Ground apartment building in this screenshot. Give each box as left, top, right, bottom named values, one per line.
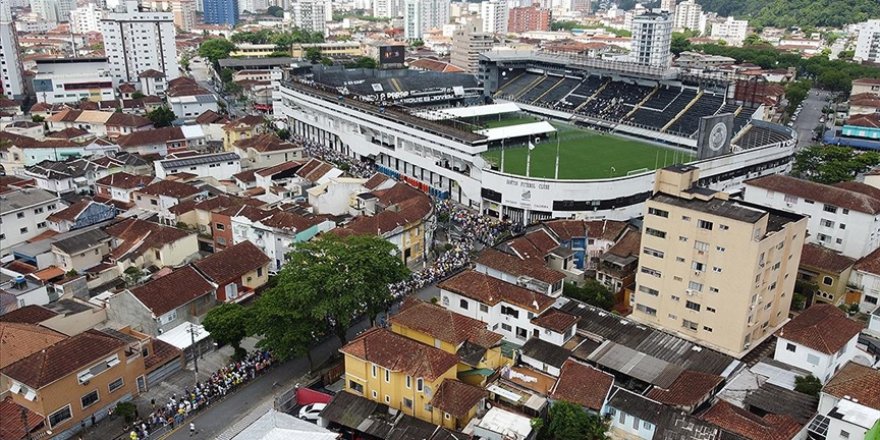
left=855, top=19, right=880, bottom=64
left=0, top=188, right=63, bottom=259
left=710, top=16, right=748, bottom=46
left=480, top=0, right=508, bottom=34
left=404, top=0, right=450, bottom=40
left=33, top=58, right=117, bottom=105
left=70, top=3, right=105, bottom=34
left=292, top=0, right=328, bottom=35
left=203, top=0, right=238, bottom=24
left=507, top=5, right=551, bottom=33
left=0, top=2, right=26, bottom=101
left=101, top=1, right=180, bottom=83
left=743, top=174, right=880, bottom=259
left=631, top=166, right=807, bottom=358
left=450, top=17, right=494, bottom=73
left=630, top=11, right=673, bottom=67
left=672, top=0, right=705, bottom=33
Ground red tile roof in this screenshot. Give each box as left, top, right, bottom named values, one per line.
left=339, top=328, right=458, bottom=381
left=430, top=380, right=487, bottom=418
left=136, top=179, right=201, bottom=199
left=0, top=305, right=59, bottom=324
left=0, top=322, right=67, bottom=369
left=550, top=359, right=615, bottom=411
left=776, top=303, right=863, bottom=354
left=701, top=400, right=802, bottom=440
left=258, top=210, right=329, bottom=231
left=235, top=133, right=301, bottom=153
left=233, top=168, right=263, bottom=183
left=106, top=112, right=152, bottom=128
left=104, top=218, right=193, bottom=262
left=530, top=308, right=578, bottom=333
left=194, top=109, right=230, bottom=125
left=475, top=248, right=565, bottom=285
left=855, top=246, right=880, bottom=275
left=295, top=158, right=335, bottom=182
left=799, top=243, right=856, bottom=274
left=745, top=174, right=880, bottom=215
left=335, top=183, right=433, bottom=237
left=438, top=270, right=556, bottom=313
left=255, top=161, right=302, bottom=178
left=390, top=300, right=503, bottom=348
left=645, top=370, right=723, bottom=407
left=0, top=397, right=44, bottom=439
left=506, top=229, right=560, bottom=261
left=129, top=266, right=213, bottom=316
left=139, top=69, right=166, bottom=79
left=823, top=362, right=880, bottom=410
left=45, top=200, right=95, bottom=223
left=363, top=173, right=391, bottom=190
left=193, top=241, right=269, bottom=285
left=1, top=329, right=126, bottom=389
left=117, top=127, right=186, bottom=148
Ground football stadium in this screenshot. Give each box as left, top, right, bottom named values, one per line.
left=273, top=52, right=796, bottom=223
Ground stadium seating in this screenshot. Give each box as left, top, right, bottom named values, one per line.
left=734, top=105, right=759, bottom=133
left=538, top=77, right=581, bottom=105
left=519, top=75, right=562, bottom=103
left=736, top=126, right=790, bottom=147
left=579, top=82, right=653, bottom=120
left=666, top=93, right=726, bottom=136
left=556, top=76, right=605, bottom=110
left=497, top=72, right=543, bottom=97
left=626, top=88, right=697, bottom=130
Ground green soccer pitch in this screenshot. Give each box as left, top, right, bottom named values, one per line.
left=481, top=122, right=696, bottom=180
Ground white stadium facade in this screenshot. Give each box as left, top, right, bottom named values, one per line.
left=273, top=51, right=796, bottom=224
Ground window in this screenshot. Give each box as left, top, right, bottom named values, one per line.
left=48, top=405, right=72, bottom=428
left=841, top=430, right=850, bottom=439
left=416, top=378, right=424, bottom=392
left=151, top=199, right=158, bottom=206
left=688, top=281, right=703, bottom=292
left=716, top=246, right=726, bottom=252
left=37, top=222, right=46, bottom=229
left=676, top=256, right=685, bottom=262
left=840, top=224, right=846, bottom=230
left=707, top=307, right=716, bottom=313
left=442, top=296, right=449, bottom=306
left=19, top=227, right=27, bottom=234
left=697, top=220, right=713, bottom=230
left=349, top=380, right=364, bottom=394
left=703, top=326, right=713, bottom=332
left=843, top=209, right=849, bottom=214
left=500, top=305, right=519, bottom=318
left=823, top=204, right=837, bottom=213
left=719, top=224, right=729, bottom=230
left=643, top=247, right=664, bottom=258
left=640, top=267, right=662, bottom=278
left=479, top=304, right=488, bottom=312
left=709, top=287, right=719, bottom=293
left=685, top=301, right=701, bottom=312
left=645, top=228, right=666, bottom=238
left=821, top=219, right=835, bottom=228
left=215, top=223, right=225, bottom=230
left=692, top=262, right=705, bottom=272
left=372, top=390, right=378, bottom=398
left=459, top=299, right=469, bottom=309
left=371, top=364, right=377, bottom=378
left=501, top=323, right=512, bottom=331
left=108, top=378, right=124, bottom=393
left=384, top=369, right=391, bottom=383
left=81, top=390, right=99, bottom=408
left=648, top=207, right=668, bottom=218
left=712, top=266, right=722, bottom=273
left=16, top=212, right=24, bottom=219
left=405, top=375, right=411, bottom=388
left=784, top=194, right=797, bottom=204
left=678, top=236, right=688, bottom=242
left=694, top=241, right=709, bottom=252
left=817, top=233, right=831, bottom=242
left=635, top=304, right=657, bottom=316
left=403, top=397, right=413, bottom=409
left=865, top=295, right=878, bottom=305
left=682, top=319, right=698, bottom=331
left=786, top=343, right=796, bottom=352
left=807, top=354, right=820, bottom=365
left=257, top=267, right=263, bottom=277
left=385, top=395, right=391, bottom=403
left=638, top=285, right=659, bottom=296
left=804, top=199, right=814, bottom=204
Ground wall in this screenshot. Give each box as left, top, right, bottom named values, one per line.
left=606, top=405, right=657, bottom=439
left=774, top=336, right=859, bottom=383
left=521, top=353, right=562, bottom=377
left=851, top=270, right=880, bottom=313
left=53, top=241, right=111, bottom=272
left=440, top=288, right=541, bottom=344
left=41, top=307, right=108, bottom=336
left=0, top=195, right=61, bottom=257
left=107, top=291, right=158, bottom=336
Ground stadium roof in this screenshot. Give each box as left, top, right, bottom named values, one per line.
left=476, top=121, right=556, bottom=142
left=416, top=103, right=521, bottom=121
left=219, top=57, right=296, bottom=68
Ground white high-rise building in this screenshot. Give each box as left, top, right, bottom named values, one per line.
left=660, top=0, right=674, bottom=12
left=0, top=2, right=25, bottom=100
left=710, top=16, right=748, bottom=46
left=372, top=0, right=404, bottom=18
left=404, top=0, right=450, bottom=40
left=292, top=0, right=328, bottom=34
left=673, top=0, right=704, bottom=33
left=101, top=1, right=179, bottom=83
left=480, top=0, right=507, bottom=34
left=70, top=3, right=105, bottom=34
left=238, top=0, right=266, bottom=14
left=31, top=0, right=76, bottom=22
left=855, top=20, right=880, bottom=64
left=630, top=11, right=673, bottom=67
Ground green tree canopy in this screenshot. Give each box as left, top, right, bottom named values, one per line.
left=795, top=375, right=822, bottom=397
left=671, top=33, right=692, bottom=55
left=304, top=46, right=323, bottom=63
left=563, top=280, right=614, bottom=311
left=267, top=5, right=284, bottom=17
left=147, top=106, right=176, bottom=127
left=202, top=303, right=251, bottom=352
left=543, top=401, right=609, bottom=440
left=792, top=145, right=880, bottom=184
left=551, top=20, right=580, bottom=31
left=199, top=38, right=236, bottom=67
left=261, top=234, right=409, bottom=346
left=347, top=57, right=378, bottom=69
left=784, top=80, right=811, bottom=113
left=697, top=0, right=880, bottom=28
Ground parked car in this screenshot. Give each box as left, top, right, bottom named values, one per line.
left=299, top=403, right=327, bottom=422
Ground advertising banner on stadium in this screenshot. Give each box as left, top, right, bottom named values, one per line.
left=697, top=113, right=734, bottom=160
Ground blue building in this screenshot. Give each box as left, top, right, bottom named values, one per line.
left=203, top=0, right=238, bottom=26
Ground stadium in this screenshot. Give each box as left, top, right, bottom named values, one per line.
left=273, top=52, right=796, bottom=223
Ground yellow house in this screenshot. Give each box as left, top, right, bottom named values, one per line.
left=798, top=243, right=856, bottom=306
left=340, top=328, right=487, bottom=430
left=390, top=299, right=508, bottom=385
left=222, top=115, right=266, bottom=151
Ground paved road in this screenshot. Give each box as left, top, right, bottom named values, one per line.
left=188, top=57, right=243, bottom=118
left=162, top=286, right=441, bottom=439
left=794, top=88, right=829, bottom=149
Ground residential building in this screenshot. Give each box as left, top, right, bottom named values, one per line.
left=702, top=399, right=803, bottom=440
left=0, top=322, right=66, bottom=369
left=94, top=172, right=154, bottom=207
left=797, top=243, right=856, bottom=306
left=595, top=226, right=641, bottom=295
left=605, top=388, right=726, bottom=440
left=104, top=217, right=199, bottom=270
left=154, top=152, right=241, bottom=180
left=0, top=188, right=62, bottom=258
left=139, top=69, right=167, bottom=97
left=0, top=2, right=26, bottom=101
left=211, top=204, right=265, bottom=251
left=231, top=208, right=335, bottom=273
left=233, top=133, right=304, bottom=169
left=194, top=110, right=231, bottom=142
left=855, top=19, right=880, bottom=64
left=372, top=0, right=403, bottom=18
left=810, top=363, right=880, bottom=440
left=107, top=266, right=214, bottom=336
left=231, top=408, right=338, bottom=440
left=70, top=3, right=105, bottom=34
left=480, top=0, right=508, bottom=34
left=404, top=0, right=450, bottom=40
left=630, top=11, right=673, bottom=67
left=494, top=228, right=582, bottom=284
left=631, top=166, right=807, bottom=358
left=171, top=0, right=195, bottom=32
left=507, top=5, right=550, bottom=33
left=437, top=270, right=557, bottom=344
left=101, top=1, right=180, bottom=83
left=30, top=0, right=75, bottom=23
left=473, top=248, right=566, bottom=297
left=166, top=77, right=218, bottom=121
left=659, top=0, right=674, bottom=11
left=222, top=115, right=266, bottom=151
left=0, top=329, right=148, bottom=440
left=192, top=241, right=270, bottom=303
left=450, top=17, right=494, bottom=72
left=672, top=0, right=705, bottom=33
left=851, top=77, right=880, bottom=97
left=852, top=247, right=880, bottom=313
left=292, top=0, right=328, bottom=35
left=743, top=174, right=880, bottom=259
left=169, top=194, right=252, bottom=239
left=51, top=228, right=113, bottom=272
left=46, top=200, right=117, bottom=233
left=133, top=179, right=206, bottom=221
left=710, top=16, right=748, bottom=46
left=203, top=0, right=239, bottom=25
left=46, top=109, right=153, bottom=139
left=23, top=159, right=99, bottom=195
left=774, top=304, right=864, bottom=383
left=550, top=359, right=615, bottom=413
left=116, top=126, right=207, bottom=156
left=0, top=269, right=53, bottom=311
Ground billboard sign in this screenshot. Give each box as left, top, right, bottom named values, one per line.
left=379, top=45, right=405, bottom=65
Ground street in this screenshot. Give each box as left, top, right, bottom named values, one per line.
left=187, top=56, right=244, bottom=118
left=793, top=88, right=829, bottom=149
left=161, top=285, right=441, bottom=439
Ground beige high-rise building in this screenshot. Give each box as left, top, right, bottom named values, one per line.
left=172, top=0, right=195, bottom=32
left=631, top=166, right=807, bottom=358
left=450, top=17, right=494, bottom=73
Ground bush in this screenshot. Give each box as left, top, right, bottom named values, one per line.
left=115, top=401, right=138, bottom=423
left=795, top=375, right=822, bottom=397
left=563, top=280, right=614, bottom=311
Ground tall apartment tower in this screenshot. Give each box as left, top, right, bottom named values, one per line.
left=171, top=0, right=196, bottom=32
left=372, top=0, right=403, bottom=18
left=30, top=0, right=75, bottom=22
left=0, top=1, right=25, bottom=100
left=450, top=17, right=494, bottom=73
left=631, top=166, right=807, bottom=358
left=507, top=5, right=551, bottom=33
left=630, top=11, right=673, bottom=67
left=292, top=0, right=328, bottom=34
left=855, top=20, right=880, bottom=63
left=204, top=0, right=239, bottom=25
left=404, top=0, right=450, bottom=40
left=101, top=1, right=180, bottom=83
left=480, top=0, right=508, bottom=34
left=673, top=0, right=704, bottom=33
left=660, top=0, right=674, bottom=12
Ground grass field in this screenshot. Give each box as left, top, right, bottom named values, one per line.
left=482, top=115, right=539, bottom=128
left=481, top=123, right=695, bottom=180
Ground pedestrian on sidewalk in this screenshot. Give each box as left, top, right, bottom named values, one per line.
left=189, top=422, right=196, bottom=437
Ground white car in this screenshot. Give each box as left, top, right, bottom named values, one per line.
left=298, top=403, right=327, bottom=421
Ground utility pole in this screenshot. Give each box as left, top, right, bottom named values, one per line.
left=188, top=323, right=200, bottom=383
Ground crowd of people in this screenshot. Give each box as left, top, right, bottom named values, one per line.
left=298, top=136, right=376, bottom=178
left=128, top=351, right=275, bottom=440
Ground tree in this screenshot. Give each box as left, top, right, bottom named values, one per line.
left=123, top=266, right=144, bottom=287
left=543, top=401, right=609, bottom=440
left=348, top=57, right=377, bottom=69
left=411, top=39, right=424, bottom=48
left=147, top=106, right=176, bottom=127
left=784, top=80, right=811, bottom=113
left=251, top=286, right=323, bottom=369
left=203, top=303, right=251, bottom=358
left=304, top=46, right=322, bottom=63
left=198, top=38, right=236, bottom=67
left=795, top=375, right=822, bottom=397
left=262, top=234, right=409, bottom=346
left=563, top=280, right=614, bottom=311
left=671, top=33, right=692, bottom=55
left=31, top=114, right=45, bottom=123
left=275, top=128, right=291, bottom=140
left=792, top=145, right=880, bottom=184
left=267, top=5, right=284, bottom=16
left=743, top=33, right=768, bottom=46
left=131, top=91, right=145, bottom=99
left=550, top=20, right=580, bottom=31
